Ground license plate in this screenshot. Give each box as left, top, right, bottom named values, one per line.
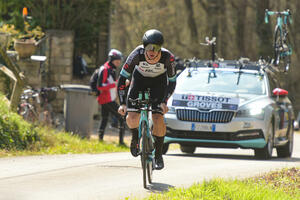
left=191, top=123, right=212, bottom=131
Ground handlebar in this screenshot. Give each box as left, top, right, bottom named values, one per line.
left=128, top=98, right=159, bottom=106
left=200, top=37, right=216, bottom=46
left=200, top=36, right=217, bottom=61
left=265, top=9, right=292, bottom=24
left=40, top=86, right=60, bottom=93
left=22, top=86, right=60, bottom=97
left=128, top=89, right=160, bottom=108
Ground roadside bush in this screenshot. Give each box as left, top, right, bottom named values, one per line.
left=0, top=94, right=40, bottom=150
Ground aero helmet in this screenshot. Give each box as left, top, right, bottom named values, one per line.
left=142, top=29, right=164, bottom=48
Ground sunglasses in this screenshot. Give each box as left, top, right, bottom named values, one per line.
left=145, top=44, right=162, bottom=52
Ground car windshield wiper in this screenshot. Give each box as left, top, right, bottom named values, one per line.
left=235, top=71, right=243, bottom=85
left=234, top=71, right=264, bottom=85
left=236, top=59, right=246, bottom=85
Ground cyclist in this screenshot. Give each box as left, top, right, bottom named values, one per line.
left=92, top=49, right=125, bottom=145
left=117, top=29, right=177, bottom=170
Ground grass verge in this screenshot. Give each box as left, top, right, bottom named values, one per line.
left=0, top=93, right=128, bottom=157
left=144, top=168, right=300, bottom=200
left=0, top=127, right=129, bottom=157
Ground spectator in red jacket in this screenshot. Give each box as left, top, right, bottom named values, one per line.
left=96, top=49, right=125, bottom=145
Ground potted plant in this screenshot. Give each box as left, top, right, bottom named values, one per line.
left=14, top=22, right=44, bottom=59
left=0, top=22, right=44, bottom=58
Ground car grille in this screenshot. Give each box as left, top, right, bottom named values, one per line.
left=176, top=109, right=235, bottom=123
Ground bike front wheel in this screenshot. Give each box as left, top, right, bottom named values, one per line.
left=146, top=135, right=154, bottom=184
left=141, top=121, right=148, bottom=188
left=140, top=121, right=154, bottom=188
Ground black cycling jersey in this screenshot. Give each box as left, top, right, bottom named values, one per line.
left=117, top=45, right=177, bottom=106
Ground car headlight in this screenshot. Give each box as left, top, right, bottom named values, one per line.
left=236, top=106, right=265, bottom=119
left=167, top=106, right=176, bottom=114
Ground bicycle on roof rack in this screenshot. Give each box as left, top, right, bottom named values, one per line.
left=265, top=9, right=292, bottom=72
left=200, top=36, right=217, bottom=62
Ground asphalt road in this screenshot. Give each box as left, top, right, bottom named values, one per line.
left=0, top=134, right=300, bottom=200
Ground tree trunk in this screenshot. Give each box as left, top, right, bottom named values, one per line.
left=184, top=0, right=199, bottom=56
left=198, top=0, right=221, bottom=58
left=96, top=0, right=110, bottom=66
left=217, top=0, right=227, bottom=59
left=255, top=0, right=273, bottom=59
left=235, top=0, right=248, bottom=57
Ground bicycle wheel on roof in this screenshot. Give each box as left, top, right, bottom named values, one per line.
left=274, top=26, right=282, bottom=66
left=280, top=33, right=291, bottom=72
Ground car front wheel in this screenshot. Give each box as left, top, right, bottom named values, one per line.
left=180, top=145, right=196, bottom=154
left=254, top=123, right=274, bottom=160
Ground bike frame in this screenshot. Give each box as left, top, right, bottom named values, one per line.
left=265, top=11, right=291, bottom=27
left=132, top=90, right=156, bottom=188
left=137, top=91, right=155, bottom=159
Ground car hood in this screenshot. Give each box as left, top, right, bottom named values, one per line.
left=168, top=89, right=269, bottom=109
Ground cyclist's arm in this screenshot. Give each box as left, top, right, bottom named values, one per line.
left=163, top=53, right=177, bottom=103
left=117, top=75, right=128, bottom=105
left=117, top=48, right=140, bottom=105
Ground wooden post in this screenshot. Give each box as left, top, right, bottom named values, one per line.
left=0, top=48, right=25, bottom=111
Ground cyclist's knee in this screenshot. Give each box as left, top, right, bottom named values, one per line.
left=152, top=114, right=166, bottom=136
left=126, top=112, right=140, bottom=128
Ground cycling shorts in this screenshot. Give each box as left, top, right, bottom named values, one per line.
left=127, top=71, right=167, bottom=114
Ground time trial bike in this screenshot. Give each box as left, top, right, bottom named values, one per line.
left=129, top=89, right=155, bottom=189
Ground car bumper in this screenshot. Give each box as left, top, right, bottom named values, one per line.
left=164, top=113, right=267, bottom=149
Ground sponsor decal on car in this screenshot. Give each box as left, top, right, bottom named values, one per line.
left=172, top=94, right=239, bottom=110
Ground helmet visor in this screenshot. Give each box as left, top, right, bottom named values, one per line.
left=145, top=44, right=161, bottom=52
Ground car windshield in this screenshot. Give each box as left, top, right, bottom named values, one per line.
left=177, top=69, right=266, bottom=95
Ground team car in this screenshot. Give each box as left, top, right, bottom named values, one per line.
left=164, top=59, right=294, bottom=159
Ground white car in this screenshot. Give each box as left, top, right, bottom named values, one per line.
left=164, top=60, right=294, bottom=159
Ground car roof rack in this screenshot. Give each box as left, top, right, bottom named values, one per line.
left=184, top=58, right=264, bottom=72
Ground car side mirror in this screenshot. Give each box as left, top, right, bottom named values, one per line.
left=272, top=88, right=288, bottom=97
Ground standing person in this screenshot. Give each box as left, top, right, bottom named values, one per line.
left=117, top=29, right=177, bottom=170
left=92, top=49, right=125, bottom=145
